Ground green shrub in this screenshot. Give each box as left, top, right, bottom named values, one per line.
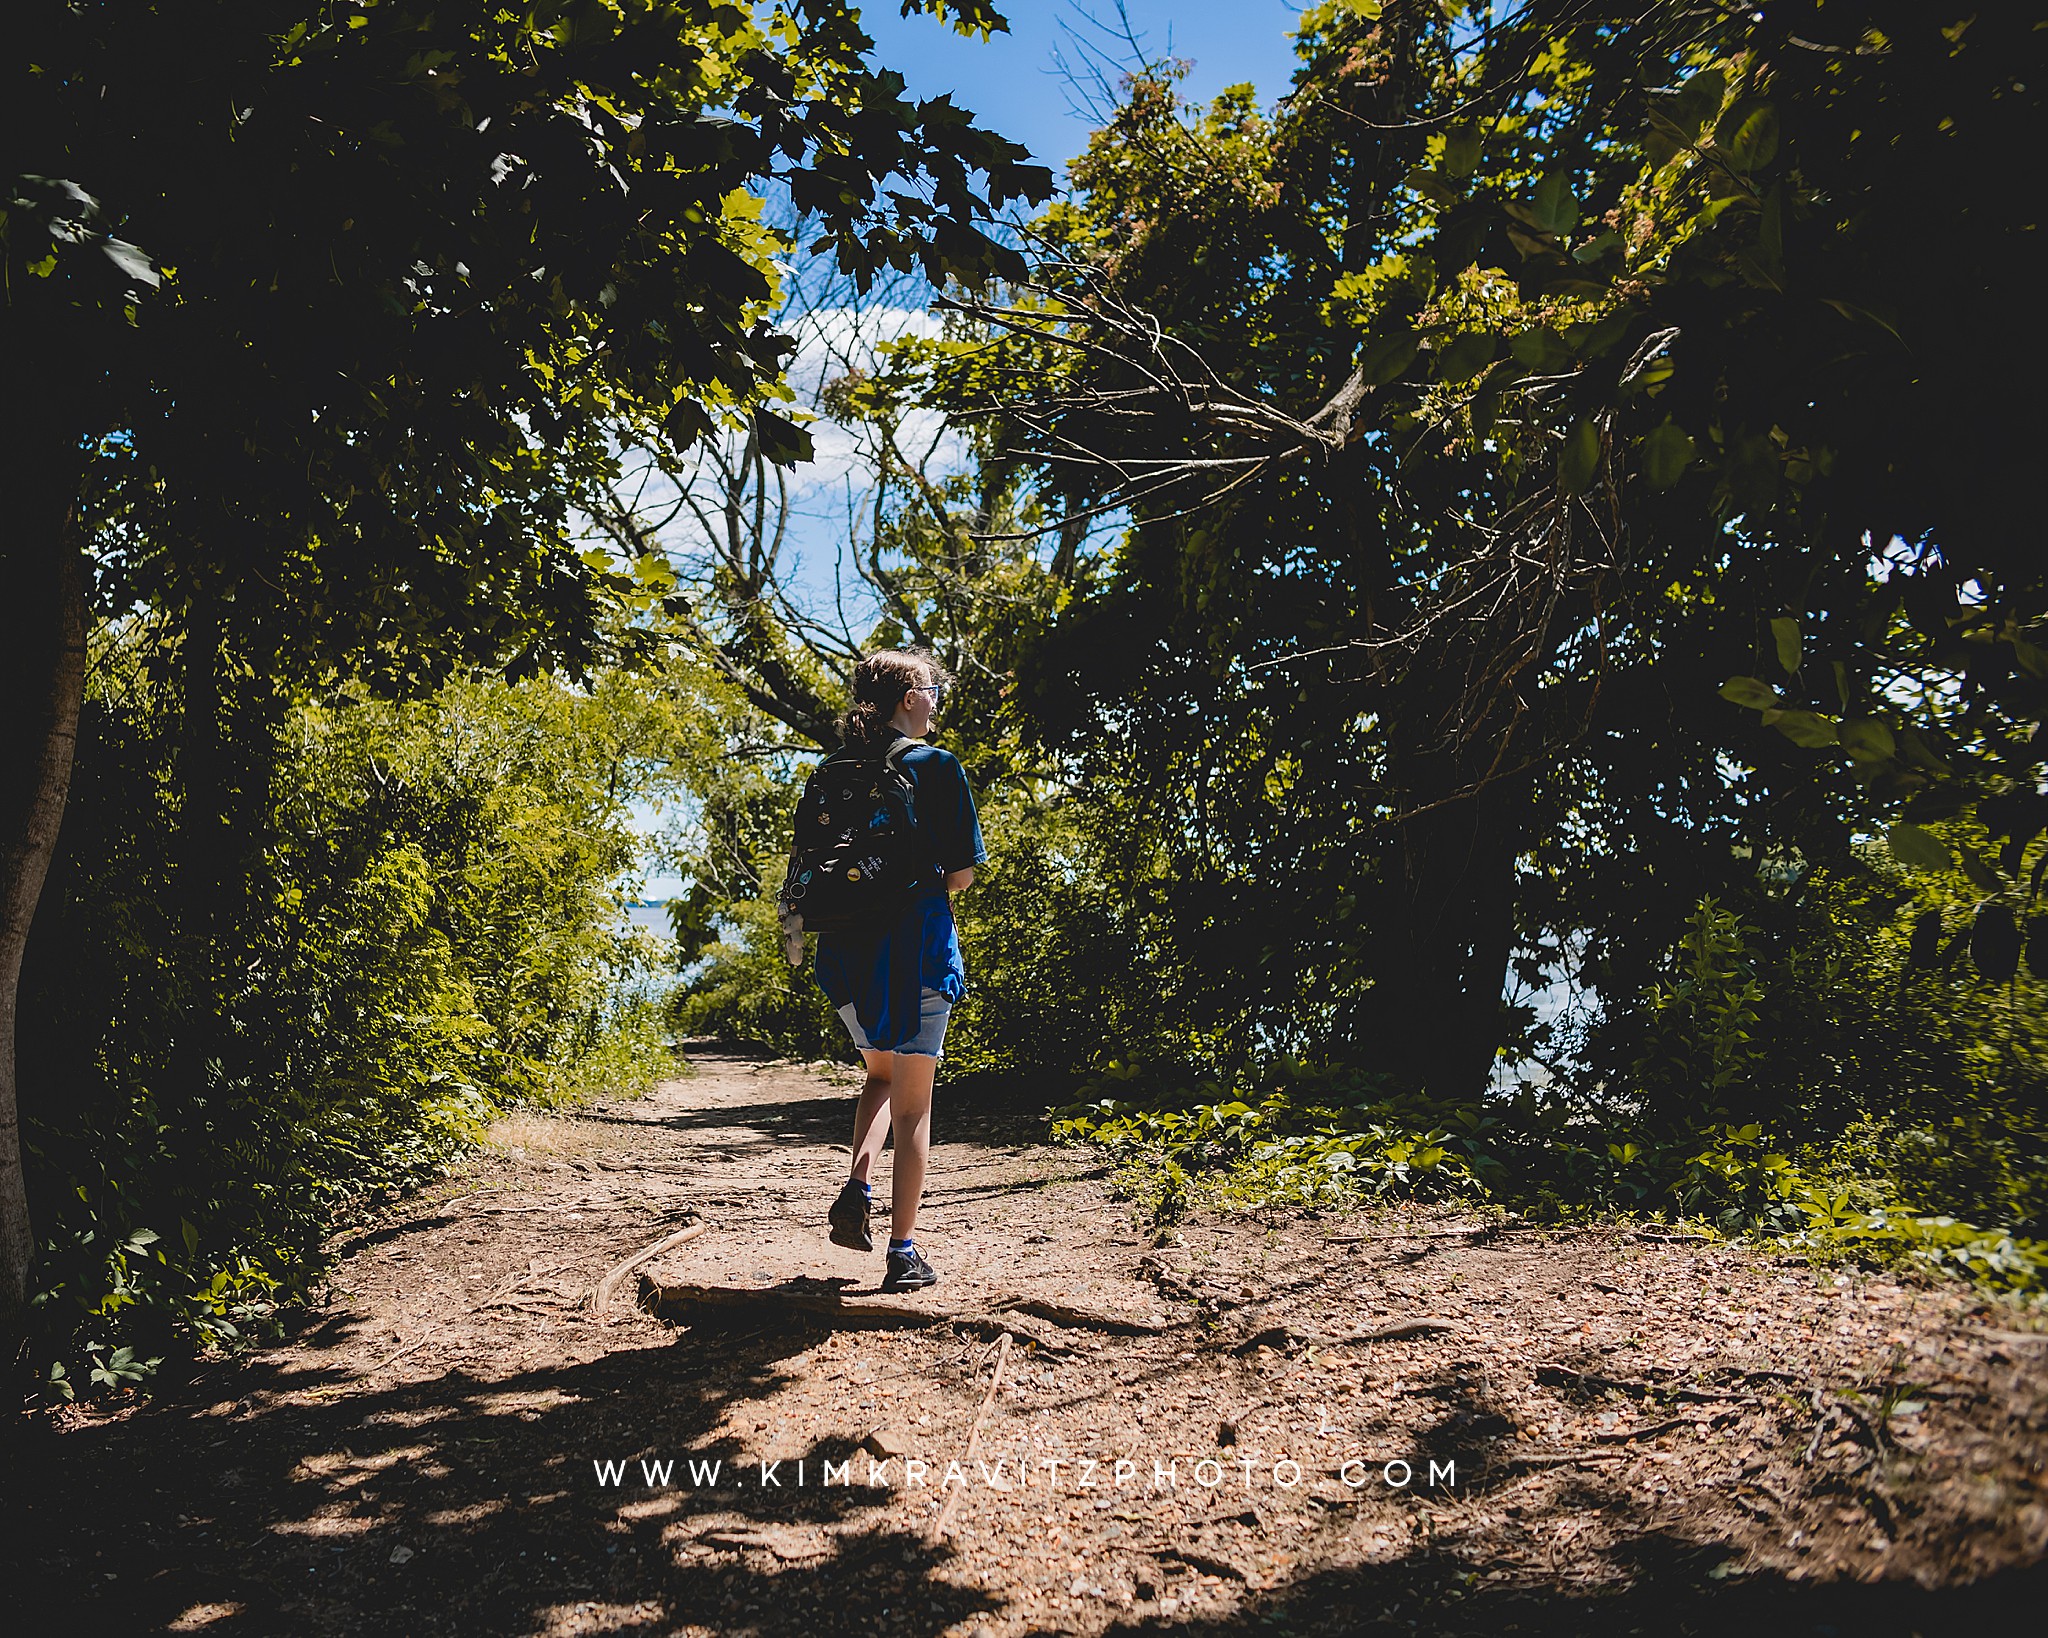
left=20, top=643, right=675, bottom=1397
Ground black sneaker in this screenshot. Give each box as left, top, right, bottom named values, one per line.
left=881, top=1243, right=938, bottom=1292
left=828, top=1179, right=873, bottom=1252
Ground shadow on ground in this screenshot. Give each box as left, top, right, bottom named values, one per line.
left=576, top=1048, right=1062, bottom=1154
left=10, top=1305, right=2036, bottom=1637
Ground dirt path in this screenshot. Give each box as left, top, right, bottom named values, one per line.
left=14, top=1044, right=2048, bottom=1635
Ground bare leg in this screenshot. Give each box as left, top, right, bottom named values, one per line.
left=848, top=1049, right=892, bottom=1185
left=884, top=1052, right=937, bottom=1243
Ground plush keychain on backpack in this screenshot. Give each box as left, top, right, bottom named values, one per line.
left=778, top=735, right=926, bottom=961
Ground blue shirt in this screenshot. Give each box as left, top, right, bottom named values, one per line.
left=813, top=742, right=987, bottom=1051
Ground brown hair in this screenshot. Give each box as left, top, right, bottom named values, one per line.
left=836, top=649, right=949, bottom=751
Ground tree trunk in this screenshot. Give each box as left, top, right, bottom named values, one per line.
left=1356, top=758, right=1523, bottom=1099
left=0, top=493, right=88, bottom=1345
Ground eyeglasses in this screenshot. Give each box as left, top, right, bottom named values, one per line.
left=904, top=684, right=947, bottom=703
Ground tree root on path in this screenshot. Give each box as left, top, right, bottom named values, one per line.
left=987, top=1293, right=1170, bottom=1335
left=585, top=1221, right=705, bottom=1314
left=1502, top=1449, right=1629, bottom=1469
left=358, top=1256, right=582, bottom=1377
left=636, top=1276, right=1171, bottom=1347
left=1215, top=1317, right=1460, bottom=1354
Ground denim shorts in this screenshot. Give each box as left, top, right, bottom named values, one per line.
left=838, top=986, right=952, bottom=1058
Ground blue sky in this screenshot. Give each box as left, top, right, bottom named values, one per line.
left=860, top=2, right=1310, bottom=176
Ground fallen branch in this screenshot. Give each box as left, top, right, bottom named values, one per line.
left=587, top=1222, right=705, bottom=1313
left=1504, top=1449, right=1628, bottom=1468
left=696, top=1525, right=829, bottom=1560
left=1591, top=1415, right=1689, bottom=1444
left=1217, top=1316, right=1458, bottom=1354
left=989, top=1294, right=1171, bottom=1335
left=1322, top=1224, right=1538, bottom=1244
left=933, top=1332, right=1013, bottom=1541
left=1537, top=1362, right=1650, bottom=1398
left=1346, top=1319, right=1461, bottom=1343
left=1231, top=1324, right=1315, bottom=1355
left=1706, top=1365, right=1808, bottom=1389
left=638, top=1277, right=1176, bottom=1340
left=477, top=1297, right=578, bottom=1319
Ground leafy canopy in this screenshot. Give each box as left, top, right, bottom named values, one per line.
left=5, top=0, right=1054, bottom=686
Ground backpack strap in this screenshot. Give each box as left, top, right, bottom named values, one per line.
left=878, top=737, right=938, bottom=892
left=878, top=736, right=923, bottom=835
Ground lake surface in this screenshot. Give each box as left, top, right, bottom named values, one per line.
left=624, top=901, right=673, bottom=938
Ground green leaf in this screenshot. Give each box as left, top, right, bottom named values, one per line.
left=1356, top=329, right=1420, bottom=386
left=1434, top=330, right=1496, bottom=384
left=1639, top=422, right=1695, bottom=488
left=1887, top=823, right=1955, bottom=872
left=2026, top=917, right=2048, bottom=982
left=1567, top=311, right=1635, bottom=360
left=1509, top=327, right=1571, bottom=371
left=1970, top=902, right=2021, bottom=983
left=1442, top=124, right=1481, bottom=178
left=1838, top=720, right=1895, bottom=763
left=1959, top=847, right=2006, bottom=894
left=1471, top=374, right=1511, bottom=440
left=1904, top=782, right=1974, bottom=822
left=1717, top=99, right=1781, bottom=172
left=1769, top=709, right=1838, bottom=747
left=1406, top=167, right=1459, bottom=207
left=664, top=399, right=715, bottom=449
left=1557, top=416, right=1601, bottom=494
left=1770, top=616, right=1801, bottom=675
left=1893, top=727, right=1951, bottom=774
left=1530, top=169, right=1579, bottom=235
left=1669, top=67, right=1727, bottom=144
left=753, top=408, right=814, bottom=465
left=1573, top=228, right=1622, bottom=264
left=1908, top=909, right=1945, bottom=969
left=1719, top=675, right=1781, bottom=710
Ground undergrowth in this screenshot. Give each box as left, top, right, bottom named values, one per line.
left=1049, top=889, right=2048, bottom=1299
left=1053, top=1083, right=2048, bottom=1296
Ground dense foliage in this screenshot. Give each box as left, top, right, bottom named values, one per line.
left=19, top=635, right=675, bottom=1395
left=937, top=0, right=2044, bottom=1100
left=941, top=0, right=2045, bottom=1290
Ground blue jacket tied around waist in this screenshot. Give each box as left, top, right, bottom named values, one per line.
left=812, top=742, right=987, bottom=1052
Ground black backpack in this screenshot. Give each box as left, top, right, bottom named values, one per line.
left=779, top=736, right=930, bottom=937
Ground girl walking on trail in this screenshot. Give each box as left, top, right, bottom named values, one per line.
left=782, top=650, right=986, bottom=1293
